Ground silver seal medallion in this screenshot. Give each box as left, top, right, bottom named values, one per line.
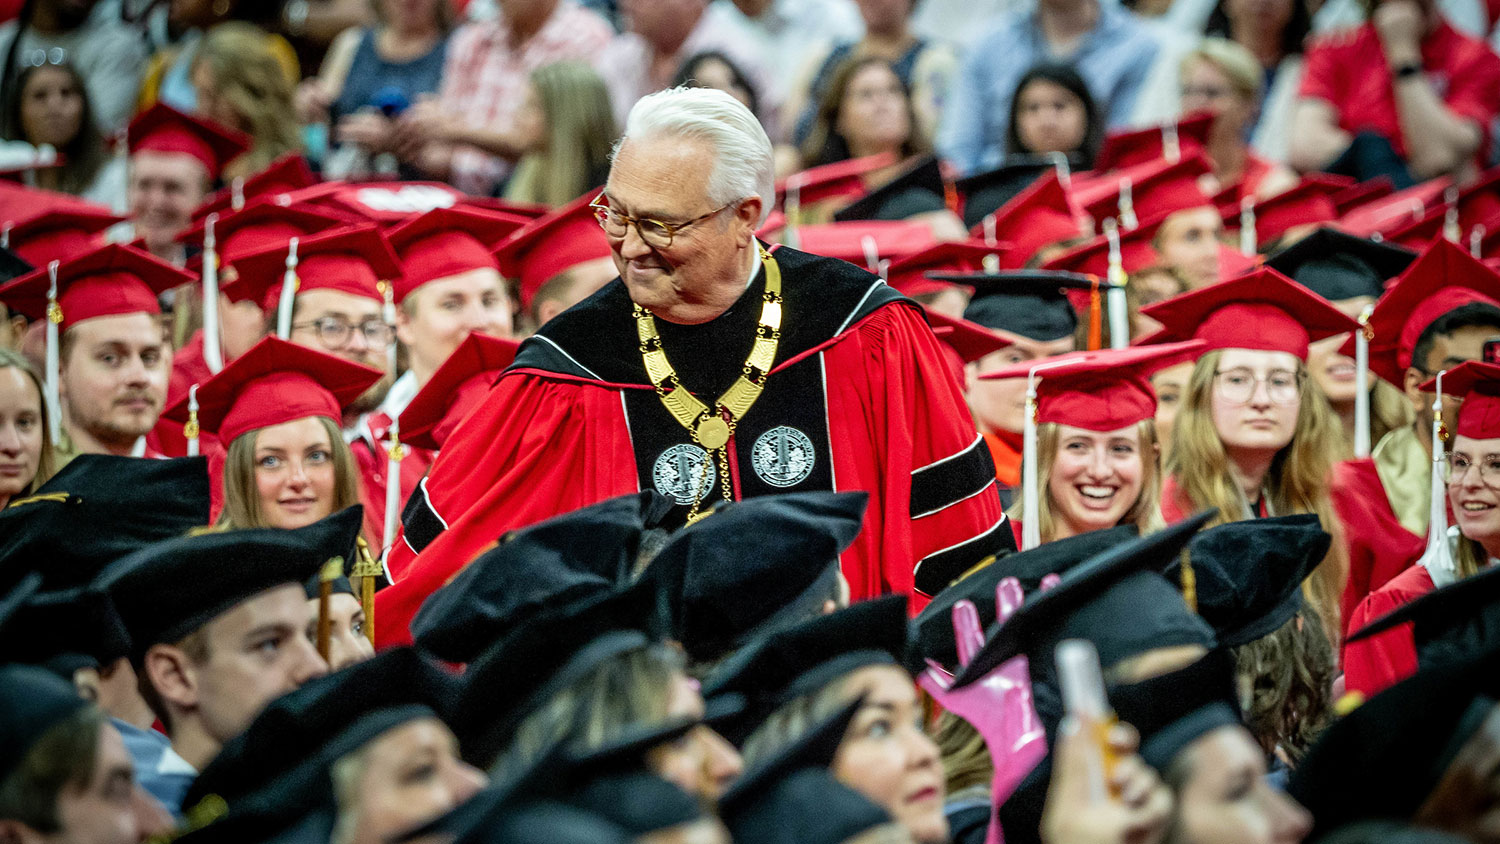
left=653, top=444, right=717, bottom=505
left=751, top=426, right=816, bottom=488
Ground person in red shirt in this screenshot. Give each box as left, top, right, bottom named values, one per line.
left=1289, top=0, right=1500, bottom=185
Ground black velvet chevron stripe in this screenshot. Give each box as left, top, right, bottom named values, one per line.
left=910, top=437, right=997, bottom=519
left=400, top=480, right=444, bottom=554
left=912, top=517, right=1015, bottom=597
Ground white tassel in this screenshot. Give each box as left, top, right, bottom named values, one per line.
left=277, top=237, right=298, bottom=340
left=1353, top=305, right=1373, bottom=458
left=1162, top=122, right=1181, bottom=164
left=202, top=213, right=224, bottom=373
left=44, top=260, right=61, bottom=445
left=1049, top=151, right=1071, bottom=188
left=1103, top=221, right=1129, bottom=349
left=231, top=177, right=245, bottom=212
left=861, top=235, right=879, bottom=274
left=379, top=281, right=398, bottom=376
left=1117, top=178, right=1137, bottom=231
left=130, top=436, right=147, bottom=458
left=1443, top=186, right=1460, bottom=243
left=1239, top=197, right=1257, bottom=256
left=185, top=384, right=201, bottom=457
left=983, top=213, right=998, bottom=247
left=1419, top=370, right=1457, bottom=583
left=1471, top=224, right=1486, bottom=259
left=383, top=422, right=404, bottom=559
left=1022, top=359, right=1077, bottom=550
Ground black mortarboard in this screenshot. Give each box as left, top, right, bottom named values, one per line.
left=645, top=491, right=867, bottom=663
left=1263, top=227, right=1415, bottom=302
left=172, top=804, right=336, bottom=844
left=702, top=595, right=910, bottom=744
left=0, top=245, right=32, bottom=284
left=916, top=526, right=1138, bottom=668
left=719, top=697, right=889, bottom=844
left=1106, top=648, right=1242, bottom=772
left=0, top=585, right=132, bottom=671
left=957, top=155, right=1075, bottom=230
left=952, top=511, right=1218, bottom=689
left=185, top=646, right=459, bottom=812
left=0, top=455, right=210, bottom=593
left=411, top=492, right=669, bottom=663
left=94, top=506, right=363, bottom=661
left=833, top=156, right=947, bottom=222
left=1289, top=645, right=1500, bottom=838
left=459, top=803, right=633, bottom=844
left=1167, top=515, right=1331, bottom=648
left=1345, top=561, right=1500, bottom=671
left=0, top=663, right=89, bottom=782
left=452, top=583, right=667, bottom=768
left=945, top=270, right=1105, bottom=342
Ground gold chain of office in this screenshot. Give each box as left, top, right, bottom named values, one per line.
left=634, top=245, right=782, bottom=521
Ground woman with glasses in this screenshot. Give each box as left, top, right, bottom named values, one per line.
left=1140, top=269, right=1358, bottom=637
left=1344, top=360, right=1500, bottom=696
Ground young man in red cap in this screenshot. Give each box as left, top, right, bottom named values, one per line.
left=0, top=244, right=190, bottom=459
left=495, top=192, right=618, bottom=329
left=379, top=87, right=1010, bottom=643
left=123, top=104, right=249, bottom=265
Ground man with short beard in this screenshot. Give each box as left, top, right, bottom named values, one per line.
left=0, top=244, right=189, bottom=459
left=223, top=224, right=402, bottom=543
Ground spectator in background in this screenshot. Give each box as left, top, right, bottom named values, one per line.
left=136, top=0, right=297, bottom=115
left=938, top=0, right=1159, bottom=174
left=1289, top=0, right=1500, bottom=185
left=1006, top=63, right=1103, bottom=168
left=393, top=0, right=613, bottom=196
left=0, top=0, right=147, bottom=135
left=786, top=0, right=955, bottom=150
left=504, top=61, right=617, bottom=208
left=702, top=0, right=864, bottom=93
left=1180, top=39, right=1299, bottom=197
left=192, top=22, right=301, bottom=181
left=294, top=0, right=450, bottom=174
left=4, top=57, right=112, bottom=203
left=800, top=57, right=929, bottom=168
left=675, top=50, right=761, bottom=120
left=1205, top=0, right=1311, bottom=164
left=600, top=0, right=779, bottom=137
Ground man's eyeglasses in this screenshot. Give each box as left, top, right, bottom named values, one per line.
left=589, top=192, right=737, bottom=250
left=1213, top=368, right=1303, bottom=405
left=291, top=317, right=393, bottom=349
left=1444, top=453, right=1500, bottom=487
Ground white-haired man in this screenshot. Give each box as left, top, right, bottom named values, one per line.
left=377, top=88, right=1009, bottom=640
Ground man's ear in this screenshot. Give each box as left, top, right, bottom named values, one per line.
left=144, top=644, right=198, bottom=715
left=736, top=196, right=765, bottom=244
left=1404, top=366, right=1428, bottom=414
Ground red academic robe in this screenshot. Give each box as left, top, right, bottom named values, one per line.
left=376, top=245, right=1012, bottom=647
left=1342, top=563, right=1434, bottom=697
left=1330, top=459, right=1424, bottom=637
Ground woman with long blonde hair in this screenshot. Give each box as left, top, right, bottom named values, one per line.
left=192, top=22, right=301, bottom=180
left=1144, top=270, right=1358, bottom=635
left=503, top=62, right=617, bottom=208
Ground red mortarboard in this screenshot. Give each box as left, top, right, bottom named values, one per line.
left=177, top=199, right=345, bottom=269
left=1332, top=177, right=1394, bottom=216
left=493, top=191, right=614, bottom=310
left=386, top=206, right=531, bottom=302
left=1226, top=180, right=1340, bottom=248
left=969, top=170, right=1088, bottom=268
left=1337, top=177, right=1452, bottom=238
left=161, top=336, right=381, bottom=445
left=978, top=340, right=1205, bottom=431
left=1075, top=153, right=1213, bottom=231
left=1092, top=112, right=1215, bottom=172
left=398, top=333, right=520, bottom=451
left=1420, top=360, right=1500, bottom=438
left=924, top=309, right=1017, bottom=363
left=777, top=152, right=899, bottom=209
left=127, top=104, right=249, bottom=182
left=884, top=241, right=1008, bottom=297
left=1357, top=238, right=1500, bottom=385
left=223, top=223, right=401, bottom=309
left=305, top=181, right=467, bottom=223
left=1, top=206, right=125, bottom=267
left=0, top=243, right=193, bottom=330
left=1140, top=267, right=1358, bottom=360
left=1041, top=214, right=1164, bottom=278
left=193, top=154, right=318, bottom=220
left=786, top=220, right=936, bottom=269
left=1218, top=243, right=1261, bottom=280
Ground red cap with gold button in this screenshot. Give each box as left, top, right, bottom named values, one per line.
left=162, top=335, right=382, bottom=446
left=127, top=104, right=250, bottom=183
left=398, top=333, right=521, bottom=451
left=494, top=191, right=614, bottom=311
left=1141, top=267, right=1358, bottom=360
left=978, top=340, right=1205, bottom=431
left=0, top=242, right=192, bottom=330
left=386, top=206, right=531, bottom=304
left=178, top=199, right=346, bottom=271
left=1421, top=360, right=1500, bottom=438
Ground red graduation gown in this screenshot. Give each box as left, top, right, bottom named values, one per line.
left=1342, top=563, right=1433, bottom=697
left=376, top=245, right=1011, bottom=647
left=1330, top=459, right=1424, bottom=637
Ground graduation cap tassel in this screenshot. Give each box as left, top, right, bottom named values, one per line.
left=316, top=555, right=343, bottom=662
left=1117, top=178, right=1138, bottom=231
left=276, top=237, right=298, bottom=340
left=1049, top=150, right=1072, bottom=188
left=861, top=235, right=880, bottom=274
left=352, top=537, right=380, bottom=646
left=1162, top=122, right=1181, bottom=164
left=382, top=422, right=404, bottom=560
left=1443, top=186, right=1461, bottom=243
left=201, top=213, right=224, bottom=374
left=184, top=384, right=201, bottom=457
left=1103, top=221, right=1130, bottom=350
left=1353, top=306, right=1373, bottom=458
left=1, top=223, right=10, bottom=248
left=230, top=176, right=245, bottom=212
left=378, top=280, right=397, bottom=377
left=1022, top=359, right=1075, bottom=550
left=1239, top=198, right=1257, bottom=256
left=43, top=260, right=61, bottom=445
left=1086, top=278, right=1103, bottom=351
left=1471, top=224, right=1486, bottom=259
left=982, top=213, right=998, bottom=247
left=1418, top=370, right=1457, bottom=585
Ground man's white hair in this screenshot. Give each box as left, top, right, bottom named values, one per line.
left=616, top=86, right=775, bottom=225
